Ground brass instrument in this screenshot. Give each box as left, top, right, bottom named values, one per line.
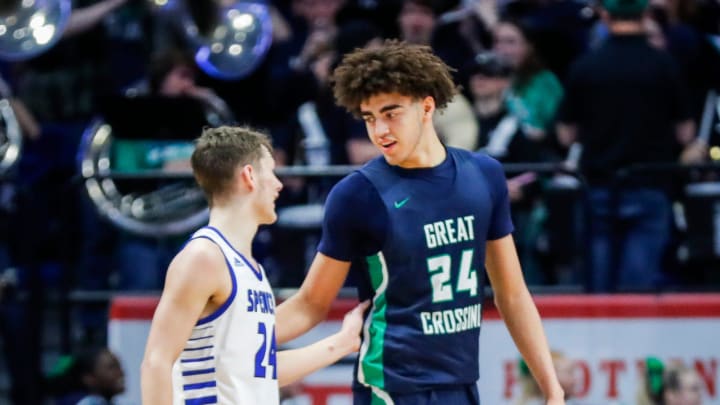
left=0, top=0, right=71, bottom=61
left=148, top=0, right=273, bottom=80
left=79, top=92, right=234, bottom=237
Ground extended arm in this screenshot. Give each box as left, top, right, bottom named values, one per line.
left=275, top=253, right=351, bottom=344
left=485, top=235, right=565, bottom=404
left=277, top=300, right=368, bottom=386
left=63, top=0, right=128, bottom=38
left=140, top=241, right=225, bottom=405
left=676, top=119, right=707, bottom=164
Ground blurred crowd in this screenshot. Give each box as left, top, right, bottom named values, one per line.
left=513, top=352, right=706, bottom=405
left=0, top=0, right=719, bottom=403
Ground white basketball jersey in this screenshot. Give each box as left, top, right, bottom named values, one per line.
left=171, top=226, right=279, bottom=405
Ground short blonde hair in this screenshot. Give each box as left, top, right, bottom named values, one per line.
left=191, top=126, right=273, bottom=206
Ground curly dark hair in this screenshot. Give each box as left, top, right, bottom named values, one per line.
left=331, top=39, right=458, bottom=117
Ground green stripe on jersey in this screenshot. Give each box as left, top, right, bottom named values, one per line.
left=359, top=252, right=389, bottom=389
left=371, top=387, right=395, bottom=405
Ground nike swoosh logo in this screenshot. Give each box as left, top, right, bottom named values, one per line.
left=394, top=197, right=410, bottom=208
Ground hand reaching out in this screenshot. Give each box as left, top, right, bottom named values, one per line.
left=680, top=140, right=708, bottom=164
left=507, top=172, right=537, bottom=202
left=338, top=300, right=370, bottom=353
left=182, top=85, right=216, bottom=101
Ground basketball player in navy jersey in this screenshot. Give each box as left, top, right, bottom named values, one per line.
left=141, top=126, right=369, bottom=405
left=275, top=41, right=566, bottom=404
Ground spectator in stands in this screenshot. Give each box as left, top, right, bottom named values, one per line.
left=73, top=347, right=125, bottom=405
left=589, top=0, right=707, bottom=118
left=645, top=13, right=668, bottom=49
left=397, top=0, right=436, bottom=46
left=556, top=0, right=705, bottom=291
left=515, top=351, right=578, bottom=405
left=492, top=20, right=574, bottom=284
left=48, top=346, right=125, bottom=405
left=396, top=0, right=476, bottom=71
left=464, top=50, right=562, bottom=284
left=464, top=51, right=553, bottom=163
left=663, top=363, right=704, bottom=405
left=147, top=49, right=231, bottom=120
left=647, top=0, right=706, bottom=116
left=396, top=0, right=480, bottom=152
left=637, top=357, right=666, bottom=405
left=461, top=52, right=512, bottom=152
left=266, top=0, right=345, bottom=120
left=638, top=359, right=705, bottom=405
left=493, top=18, right=564, bottom=143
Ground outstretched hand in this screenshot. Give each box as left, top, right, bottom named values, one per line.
left=680, top=139, right=708, bottom=164
left=339, top=300, right=371, bottom=353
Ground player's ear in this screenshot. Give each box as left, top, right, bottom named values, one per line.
left=422, top=96, right=435, bottom=119
left=239, top=164, right=256, bottom=191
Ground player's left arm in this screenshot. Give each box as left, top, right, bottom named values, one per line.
left=485, top=234, right=565, bottom=404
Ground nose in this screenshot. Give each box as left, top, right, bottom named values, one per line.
left=373, top=119, right=390, bottom=138
left=275, top=176, right=283, bottom=192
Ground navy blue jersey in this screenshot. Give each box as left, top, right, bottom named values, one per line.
left=318, top=147, right=513, bottom=395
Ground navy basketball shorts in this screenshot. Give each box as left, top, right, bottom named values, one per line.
left=353, top=383, right=480, bottom=405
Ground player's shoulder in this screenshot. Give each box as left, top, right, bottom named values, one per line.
left=328, top=169, right=376, bottom=201
left=454, top=148, right=503, bottom=173
left=456, top=149, right=507, bottom=198
left=157, top=237, right=228, bottom=309
left=167, top=237, right=226, bottom=282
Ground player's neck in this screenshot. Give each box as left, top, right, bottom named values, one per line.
left=398, top=127, right=446, bottom=169
left=207, top=205, right=258, bottom=258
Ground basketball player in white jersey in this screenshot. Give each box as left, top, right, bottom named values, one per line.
left=141, top=126, right=368, bottom=405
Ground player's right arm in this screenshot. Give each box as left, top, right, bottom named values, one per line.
left=277, top=300, right=369, bottom=386
left=140, top=239, right=225, bottom=405
left=275, top=253, right=351, bottom=344
left=276, top=173, right=379, bottom=345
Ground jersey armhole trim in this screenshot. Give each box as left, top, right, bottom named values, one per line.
left=190, top=235, right=239, bottom=326
left=205, top=225, right=264, bottom=281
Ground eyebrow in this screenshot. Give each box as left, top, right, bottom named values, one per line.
left=360, top=104, right=404, bottom=116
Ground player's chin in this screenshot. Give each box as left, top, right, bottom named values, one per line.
left=382, top=152, right=398, bottom=164
left=262, top=211, right=278, bottom=225
left=382, top=146, right=404, bottom=163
